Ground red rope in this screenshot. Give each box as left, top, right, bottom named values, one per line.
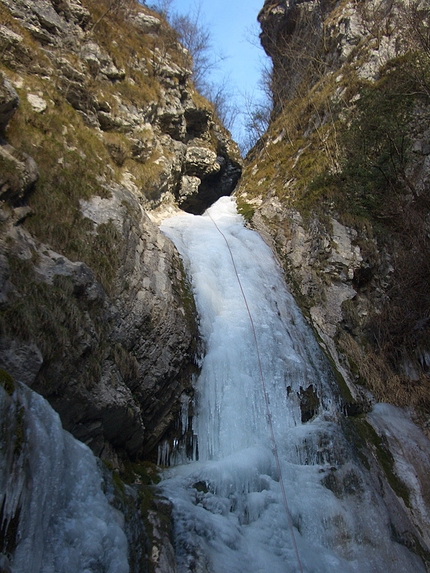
left=207, top=211, right=304, bottom=573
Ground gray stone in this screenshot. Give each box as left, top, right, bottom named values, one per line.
left=179, top=175, right=201, bottom=199
left=0, top=253, right=11, bottom=304
left=131, top=12, right=161, bottom=34
left=101, top=64, right=126, bottom=81
left=58, top=77, right=95, bottom=114
left=86, top=360, right=145, bottom=455
left=56, top=56, right=86, bottom=82
left=0, top=143, right=39, bottom=204
left=158, top=110, right=187, bottom=141
left=33, top=3, right=64, bottom=33
left=27, top=93, right=47, bottom=113
left=9, top=205, right=33, bottom=226
left=62, top=0, right=91, bottom=27
left=184, top=146, right=220, bottom=177
left=147, top=499, right=178, bottom=573
left=35, top=248, right=105, bottom=302
left=98, top=110, right=133, bottom=132
left=0, top=24, right=23, bottom=50
left=184, top=106, right=212, bottom=138
left=0, top=337, right=43, bottom=387
left=328, top=218, right=362, bottom=281
left=0, top=74, right=19, bottom=132
left=80, top=41, right=105, bottom=75
left=80, top=41, right=125, bottom=81
left=82, top=186, right=199, bottom=454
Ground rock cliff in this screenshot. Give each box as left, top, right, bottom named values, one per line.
left=237, top=0, right=430, bottom=429
left=1, top=0, right=430, bottom=571
left=0, top=0, right=242, bottom=464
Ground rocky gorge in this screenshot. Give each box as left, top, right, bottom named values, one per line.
left=1, top=0, right=430, bottom=571
left=238, top=0, right=430, bottom=426
left=0, top=0, right=241, bottom=463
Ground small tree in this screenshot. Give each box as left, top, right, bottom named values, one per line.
left=400, top=0, right=430, bottom=98
left=170, top=4, right=225, bottom=93
left=240, top=91, right=272, bottom=154
left=196, top=77, right=236, bottom=131
left=149, top=0, right=174, bottom=18
left=89, top=0, right=135, bottom=31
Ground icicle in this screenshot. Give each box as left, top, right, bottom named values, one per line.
left=0, top=383, right=129, bottom=573
left=157, top=440, right=171, bottom=467
left=180, top=393, right=190, bottom=435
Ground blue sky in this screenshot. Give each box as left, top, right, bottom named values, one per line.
left=167, top=0, right=269, bottom=148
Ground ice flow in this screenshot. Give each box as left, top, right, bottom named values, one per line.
left=0, top=382, right=129, bottom=573
left=159, top=197, right=426, bottom=573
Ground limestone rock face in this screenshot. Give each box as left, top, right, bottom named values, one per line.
left=0, top=337, right=43, bottom=388
left=258, top=0, right=408, bottom=107
left=184, top=146, right=220, bottom=178
left=258, top=0, right=326, bottom=108
left=0, top=74, right=39, bottom=204
left=0, top=0, right=241, bottom=461
left=0, top=184, right=198, bottom=460
left=0, top=143, right=39, bottom=204
left=179, top=175, right=201, bottom=200
left=0, top=74, right=19, bottom=132
left=241, top=0, right=430, bottom=424
left=0, top=0, right=90, bottom=46
left=131, top=12, right=162, bottom=34
left=250, top=202, right=370, bottom=399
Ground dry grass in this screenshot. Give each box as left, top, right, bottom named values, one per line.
left=82, top=0, right=182, bottom=78
left=338, top=331, right=430, bottom=422
left=0, top=255, right=129, bottom=394
left=4, top=84, right=124, bottom=282
left=1, top=258, right=89, bottom=363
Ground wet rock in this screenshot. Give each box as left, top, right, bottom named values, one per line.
left=147, top=498, right=178, bottom=573
left=0, top=338, right=43, bottom=387
left=321, top=465, right=364, bottom=499
left=298, top=384, right=320, bottom=423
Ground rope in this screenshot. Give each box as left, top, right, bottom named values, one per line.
left=207, top=211, right=304, bottom=573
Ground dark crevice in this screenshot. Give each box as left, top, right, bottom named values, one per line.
left=179, top=159, right=242, bottom=215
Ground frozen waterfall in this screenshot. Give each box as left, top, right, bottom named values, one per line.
left=159, top=197, right=426, bottom=573
left=0, top=381, right=129, bottom=573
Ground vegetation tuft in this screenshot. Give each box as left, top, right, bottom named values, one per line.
left=236, top=198, right=255, bottom=223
